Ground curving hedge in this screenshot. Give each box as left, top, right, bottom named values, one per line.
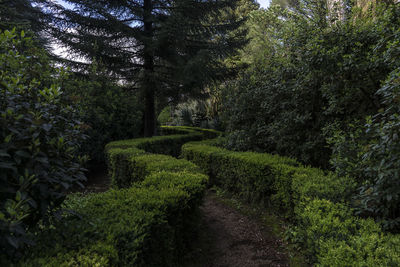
left=12, top=126, right=219, bottom=267
left=105, top=126, right=221, bottom=188
left=181, top=140, right=400, bottom=266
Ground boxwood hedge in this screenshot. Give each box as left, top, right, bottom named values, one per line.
left=11, top=126, right=216, bottom=266
left=181, top=140, right=400, bottom=266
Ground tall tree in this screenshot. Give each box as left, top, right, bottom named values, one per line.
left=0, top=0, right=48, bottom=32
left=41, top=0, right=246, bottom=136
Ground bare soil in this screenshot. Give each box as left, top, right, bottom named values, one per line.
left=73, top=164, right=110, bottom=193
left=181, top=190, right=289, bottom=267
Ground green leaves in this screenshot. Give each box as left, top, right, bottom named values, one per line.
left=0, top=29, right=87, bottom=255
left=17, top=126, right=210, bottom=266
left=182, top=139, right=400, bottom=266
left=224, top=2, right=400, bottom=171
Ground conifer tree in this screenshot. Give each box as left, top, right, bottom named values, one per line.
left=0, top=0, right=48, bottom=32
left=42, top=0, right=247, bottom=136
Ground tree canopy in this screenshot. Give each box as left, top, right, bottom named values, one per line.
left=40, top=0, right=248, bottom=136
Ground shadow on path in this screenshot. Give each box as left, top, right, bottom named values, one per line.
left=181, top=190, right=289, bottom=267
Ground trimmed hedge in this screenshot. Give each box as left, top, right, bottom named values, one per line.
left=15, top=127, right=213, bottom=266
left=181, top=141, right=400, bottom=266
left=159, top=126, right=222, bottom=140
left=105, top=126, right=219, bottom=188
left=20, top=187, right=191, bottom=266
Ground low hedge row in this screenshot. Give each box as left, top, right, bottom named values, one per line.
left=159, top=125, right=222, bottom=140
left=20, top=186, right=199, bottom=266
left=14, top=127, right=213, bottom=266
left=105, top=126, right=220, bottom=188
left=181, top=141, right=400, bottom=266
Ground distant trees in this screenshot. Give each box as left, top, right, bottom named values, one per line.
left=223, top=1, right=400, bottom=230
left=40, top=0, right=247, bottom=136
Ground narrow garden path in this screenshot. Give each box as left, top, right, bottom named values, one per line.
left=181, top=190, right=289, bottom=267
left=82, top=169, right=290, bottom=267
left=77, top=165, right=110, bottom=193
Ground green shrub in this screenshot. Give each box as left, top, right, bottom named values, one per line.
left=182, top=141, right=300, bottom=208
left=295, top=199, right=400, bottom=266
left=329, top=69, right=400, bottom=231
left=223, top=3, right=400, bottom=169
left=65, top=72, right=143, bottom=163
left=20, top=187, right=189, bottom=266
left=181, top=140, right=400, bottom=265
left=0, top=29, right=86, bottom=254
left=16, top=126, right=212, bottom=266
left=106, top=133, right=203, bottom=158
left=105, top=147, right=146, bottom=188
left=160, top=125, right=222, bottom=139
left=105, top=126, right=220, bottom=189
left=318, top=233, right=400, bottom=267
left=291, top=168, right=357, bottom=208
left=294, top=199, right=359, bottom=261
left=132, top=154, right=202, bottom=182
left=105, top=132, right=208, bottom=188
left=141, top=171, right=208, bottom=253
left=142, top=171, right=208, bottom=207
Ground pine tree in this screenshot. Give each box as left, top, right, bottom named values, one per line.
left=42, top=0, right=247, bottom=136
left=0, top=0, right=48, bottom=32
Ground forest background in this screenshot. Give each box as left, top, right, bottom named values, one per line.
left=1, top=0, right=400, bottom=259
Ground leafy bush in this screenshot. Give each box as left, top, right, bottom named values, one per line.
left=105, top=147, right=146, bottom=188
left=318, top=231, right=400, bottom=266
left=131, top=154, right=202, bottom=182
left=182, top=141, right=355, bottom=216
left=20, top=187, right=190, bottom=266
left=157, top=106, right=173, bottom=125
left=64, top=66, right=143, bottom=163
left=0, top=29, right=86, bottom=255
left=223, top=3, right=400, bottom=168
left=292, top=198, right=400, bottom=266
left=181, top=140, right=400, bottom=265
left=329, top=68, right=400, bottom=231
left=17, top=126, right=210, bottom=266
left=142, top=171, right=208, bottom=206
left=357, top=69, right=400, bottom=231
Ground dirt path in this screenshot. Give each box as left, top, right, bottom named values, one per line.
left=182, top=191, right=289, bottom=267
left=72, top=165, right=110, bottom=193
left=80, top=169, right=290, bottom=266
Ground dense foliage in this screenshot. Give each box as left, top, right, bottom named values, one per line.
left=65, top=67, right=143, bottom=163
left=223, top=2, right=399, bottom=167
left=329, top=68, right=400, bottom=231
left=222, top=1, right=400, bottom=230
left=159, top=100, right=224, bottom=131
left=0, top=0, right=49, bottom=34
left=2, top=0, right=400, bottom=264
left=40, top=0, right=248, bottom=136
left=12, top=127, right=212, bottom=266
left=182, top=140, right=400, bottom=265
left=0, top=29, right=86, bottom=254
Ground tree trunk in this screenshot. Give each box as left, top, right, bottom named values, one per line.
left=143, top=0, right=156, bottom=137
